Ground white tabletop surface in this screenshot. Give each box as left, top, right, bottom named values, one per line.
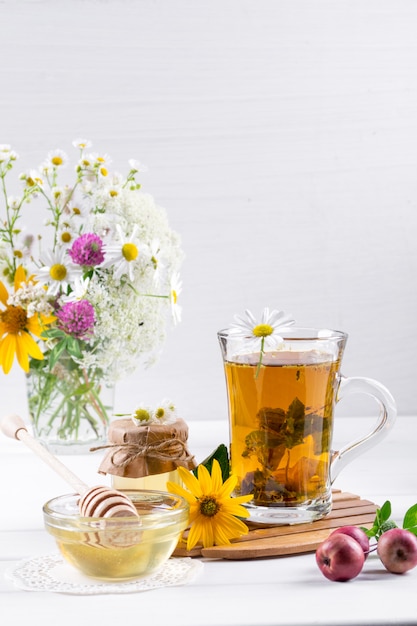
left=1, top=415, right=415, bottom=626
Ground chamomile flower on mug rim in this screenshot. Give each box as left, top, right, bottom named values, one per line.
left=229, top=308, right=295, bottom=349
left=228, top=308, right=295, bottom=376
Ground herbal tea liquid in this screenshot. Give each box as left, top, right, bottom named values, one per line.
left=224, top=351, right=339, bottom=507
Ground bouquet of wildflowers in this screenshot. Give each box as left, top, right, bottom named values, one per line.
left=0, top=140, right=183, bottom=447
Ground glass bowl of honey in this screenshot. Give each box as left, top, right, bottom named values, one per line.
left=43, top=489, right=189, bottom=581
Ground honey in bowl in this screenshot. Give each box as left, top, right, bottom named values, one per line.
left=43, top=490, right=189, bottom=581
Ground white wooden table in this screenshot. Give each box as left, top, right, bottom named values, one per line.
left=1, top=416, right=415, bottom=626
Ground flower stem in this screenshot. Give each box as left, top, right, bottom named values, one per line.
left=255, top=337, right=265, bottom=379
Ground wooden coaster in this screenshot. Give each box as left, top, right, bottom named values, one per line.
left=173, top=491, right=378, bottom=560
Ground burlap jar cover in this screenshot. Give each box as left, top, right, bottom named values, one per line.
left=97, top=418, right=196, bottom=478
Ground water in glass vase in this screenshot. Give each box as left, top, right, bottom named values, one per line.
left=224, top=351, right=339, bottom=509
left=26, top=356, right=114, bottom=455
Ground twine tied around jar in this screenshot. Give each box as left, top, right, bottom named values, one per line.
left=96, top=418, right=196, bottom=478
left=92, top=432, right=195, bottom=469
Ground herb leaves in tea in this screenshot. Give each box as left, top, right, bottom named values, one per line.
left=240, top=397, right=330, bottom=505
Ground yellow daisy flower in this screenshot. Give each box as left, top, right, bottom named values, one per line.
left=0, top=266, right=55, bottom=374
left=167, top=459, right=253, bottom=551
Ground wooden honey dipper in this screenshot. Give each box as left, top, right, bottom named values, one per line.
left=1, top=414, right=139, bottom=518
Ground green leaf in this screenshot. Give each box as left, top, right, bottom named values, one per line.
left=48, top=341, right=68, bottom=369
left=403, top=503, right=417, bottom=531
left=286, top=397, right=305, bottom=423
left=194, top=443, right=230, bottom=483
left=66, top=336, right=83, bottom=359
left=361, top=500, right=393, bottom=539
left=41, top=328, right=67, bottom=340
left=377, top=500, right=392, bottom=524
left=361, top=525, right=377, bottom=539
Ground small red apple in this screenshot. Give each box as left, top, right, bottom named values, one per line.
left=316, top=533, right=365, bottom=582
left=377, top=528, right=417, bottom=574
left=329, top=525, right=370, bottom=559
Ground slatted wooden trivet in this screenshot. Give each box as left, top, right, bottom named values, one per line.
left=173, top=491, right=378, bottom=560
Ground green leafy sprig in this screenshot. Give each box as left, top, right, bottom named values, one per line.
left=362, top=500, right=417, bottom=540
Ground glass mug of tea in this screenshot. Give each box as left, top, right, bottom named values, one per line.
left=218, top=315, right=396, bottom=524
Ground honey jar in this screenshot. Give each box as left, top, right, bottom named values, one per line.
left=98, top=417, right=196, bottom=492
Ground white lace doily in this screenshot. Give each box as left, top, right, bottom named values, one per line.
left=6, top=554, right=203, bottom=595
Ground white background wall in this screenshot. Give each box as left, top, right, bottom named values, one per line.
left=0, top=0, right=416, bottom=423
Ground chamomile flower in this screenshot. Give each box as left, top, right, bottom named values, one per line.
left=72, top=138, right=92, bottom=151
left=131, top=405, right=153, bottom=426
left=47, top=149, right=68, bottom=168
left=7, top=196, right=22, bottom=211
left=101, top=224, right=142, bottom=281
left=145, top=238, right=164, bottom=285
left=35, top=248, right=82, bottom=296
left=229, top=308, right=295, bottom=376
left=169, top=272, right=182, bottom=324
left=153, top=399, right=177, bottom=425
left=61, top=275, right=90, bottom=303
left=91, top=152, right=112, bottom=178
left=105, top=180, right=123, bottom=199
left=0, top=145, right=18, bottom=167
left=21, top=170, right=44, bottom=190
left=67, top=202, right=87, bottom=219
left=167, top=460, right=253, bottom=551
left=57, top=221, right=78, bottom=247
left=77, top=155, right=95, bottom=175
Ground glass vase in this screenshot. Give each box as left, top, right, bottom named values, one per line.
left=26, top=356, right=114, bottom=455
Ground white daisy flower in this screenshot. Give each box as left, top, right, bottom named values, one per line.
left=229, top=308, right=295, bottom=376
left=128, top=159, right=148, bottom=173
left=47, top=149, right=68, bottom=168
left=91, top=152, right=112, bottom=178
left=101, top=224, right=142, bottom=281
left=72, top=138, right=92, bottom=151
left=67, top=202, right=87, bottom=219
left=169, top=272, right=182, bottom=325
left=61, top=275, right=91, bottom=303
left=21, top=170, right=44, bottom=190
left=92, top=152, right=112, bottom=167
left=7, top=196, right=22, bottom=211
left=153, top=399, right=177, bottom=425
left=38, top=161, right=54, bottom=177
left=57, top=221, right=78, bottom=248
left=131, top=405, right=153, bottom=426
left=106, top=181, right=123, bottom=199
left=35, top=247, right=82, bottom=296
left=0, top=145, right=18, bottom=165
left=229, top=308, right=295, bottom=350
left=145, top=238, right=164, bottom=285
left=77, top=155, right=95, bottom=173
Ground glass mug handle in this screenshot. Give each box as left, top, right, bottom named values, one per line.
left=330, top=375, right=397, bottom=483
